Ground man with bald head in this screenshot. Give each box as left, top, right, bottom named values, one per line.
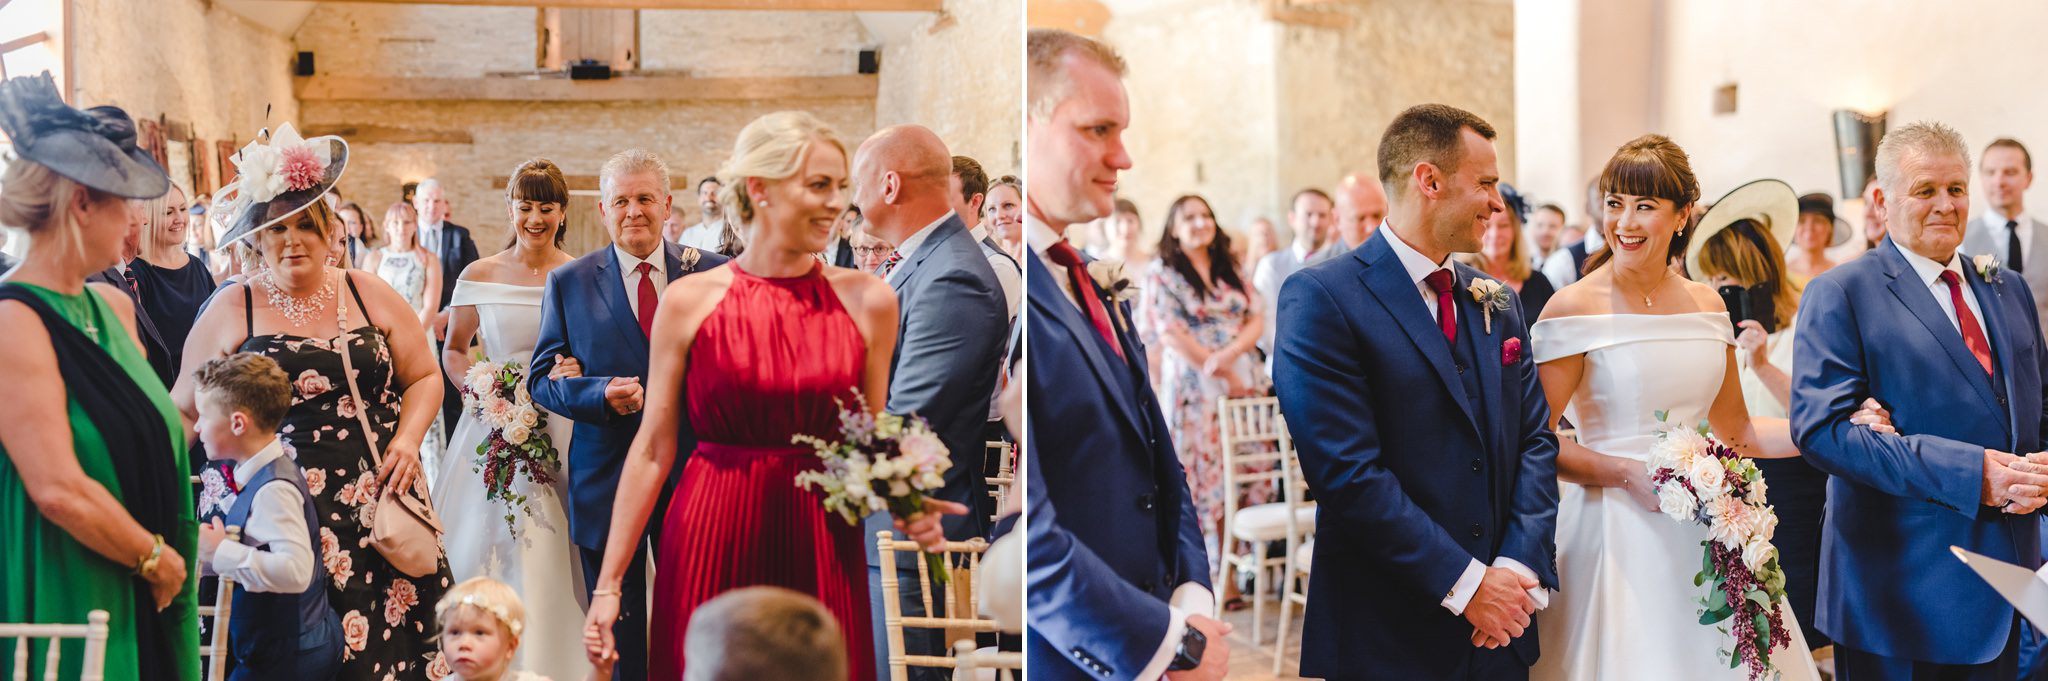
left=1335, top=171, right=1389, bottom=252
left=851, top=123, right=1008, bottom=681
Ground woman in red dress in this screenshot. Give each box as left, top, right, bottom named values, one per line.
left=580, top=111, right=960, bottom=680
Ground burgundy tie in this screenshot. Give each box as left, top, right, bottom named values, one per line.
left=635, top=261, right=658, bottom=338
left=1045, top=241, right=1126, bottom=361
left=1939, top=270, right=1994, bottom=376
left=1424, top=268, right=1456, bottom=345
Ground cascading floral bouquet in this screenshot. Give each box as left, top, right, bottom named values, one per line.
left=460, top=360, right=561, bottom=536
left=794, top=392, right=953, bottom=582
left=1643, top=411, right=1789, bottom=680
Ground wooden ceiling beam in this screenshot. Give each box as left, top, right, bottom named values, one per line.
left=295, top=74, right=877, bottom=102
left=239, top=0, right=940, bottom=10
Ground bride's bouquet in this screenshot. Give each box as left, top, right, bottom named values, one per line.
left=793, top=391, right=953, bottom=582
left=460, top=360, right=562, bottom=536
left=1644, top=412, right=1790, bottom=680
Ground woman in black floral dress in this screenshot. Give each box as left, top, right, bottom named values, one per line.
left=174, top=127, right=455, bottom=680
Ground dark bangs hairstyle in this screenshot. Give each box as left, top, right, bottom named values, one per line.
left=1155, top=194, right=1245, bottom=299
left=505, top=157, right=571, bottom=248
left=1586, top=134, right=1700, bottom=273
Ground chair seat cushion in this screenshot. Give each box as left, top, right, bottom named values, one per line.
left=1230, top=503, right=1317, bottom=541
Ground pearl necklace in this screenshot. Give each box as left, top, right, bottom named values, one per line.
left=259, top=270, right=334, bottom=328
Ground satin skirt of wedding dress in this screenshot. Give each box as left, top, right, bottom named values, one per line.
left=1529, top=312, right=1818, bottom=681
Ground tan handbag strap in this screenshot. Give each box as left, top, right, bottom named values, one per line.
left=333, top=269, right=387, bottom=470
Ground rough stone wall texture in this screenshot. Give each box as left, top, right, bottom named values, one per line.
left=874, top=0, right=1024, bottom=177
left=641, top=10, right=867, bottom=76
left=294, top=4, right=534, bottom=78
left=1102, top=0, right=1512, bottom=247
left=70, top=0, right=298, bottom=192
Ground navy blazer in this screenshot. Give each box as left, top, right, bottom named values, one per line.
left=434, top=222, right=480, bottom=311
left=874, top=215, right=1008, bottom=544
left=1272, top=230, right=1559, bottom=679
left=1791, top=237, right=2047, bottom=664
left=529, top=240, right=727, bottom=550
left=1025, top=249, right=1209, bottom=681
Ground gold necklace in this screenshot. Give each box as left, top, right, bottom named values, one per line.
left=1617, top=270, right=1671, bottom=307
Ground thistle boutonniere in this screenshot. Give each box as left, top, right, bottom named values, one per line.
left=680, top=246, right=703, bottom=272
left=1975, top=254, right=2002, bottom=283
left=1467, top=277, right=1512, bottom=334
left=1086, top=259, right=1140, bottom=304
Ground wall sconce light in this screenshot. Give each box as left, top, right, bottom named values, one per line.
left=1833, top=109, right=1886, bottom=198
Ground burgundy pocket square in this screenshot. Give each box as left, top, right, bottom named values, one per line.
left=1502, top=337, right=1523, bottom=366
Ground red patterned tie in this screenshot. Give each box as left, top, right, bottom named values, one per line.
left=1939, top=270, right=1994, bottom=376
left=877, top=250, right=903, bottom=278
left=1045, top=241, right=1126, bottom=361
left=635, top=261, right=658, bottom=338
left=1424, top=268, right=1456, bottom=345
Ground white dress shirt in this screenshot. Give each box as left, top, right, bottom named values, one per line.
left=614, top=243, right=668, bottom=314
left=972, top=224, right=1023, bottom=320
left=206, top=439, right=317, bottom=594
left=1253, top=241, right=1317, bottom=356
left=883, top=212, right=955, bottom=286
left=419, top=219, right=444, bottom=258
left=1896, top=242, right=1991, bottom=341
left=1984, top=207, right=2035, bottom=268
left=677, top=219, right=726, bottom=252
left=1382, top=226, right=1550, bottom=615
left=1541, top=230, right=1605, bottom=288
left=1027, top=213, right=1215, bottom=680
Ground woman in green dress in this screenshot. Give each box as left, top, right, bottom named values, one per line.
left=0, top=73, right=200, bottom=681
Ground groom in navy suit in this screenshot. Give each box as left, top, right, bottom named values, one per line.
left=530, top=150, right=725, bottom=681
left=1792, top=122, right=2048, bottom=681
left=1272, top=104, right=1558, bottom=681
left=1023, top=29, right=1231, bottom=680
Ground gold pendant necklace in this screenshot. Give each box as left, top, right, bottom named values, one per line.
left=1620, top=271, right=1669, bottom=308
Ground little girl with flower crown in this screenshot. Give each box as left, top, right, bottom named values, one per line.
left=433, top=577, right=615, bottom=681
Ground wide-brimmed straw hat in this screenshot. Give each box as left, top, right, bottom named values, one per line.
left=1686, top=179, right=1797, bottom=282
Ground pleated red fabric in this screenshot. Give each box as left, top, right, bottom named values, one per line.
left=651, top=260, right=875, bottom=681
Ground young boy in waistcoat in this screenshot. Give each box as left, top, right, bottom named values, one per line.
left=194, top=352, right=342, bottom=680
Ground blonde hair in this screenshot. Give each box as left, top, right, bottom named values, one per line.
left=599, top=149, right=672, bottom=204
left=0, top=154, right=107, bottom=267
left=1027, top=28, right=1127, bottom=121
left=140, top=183, right=189, bottom=251
left=435, top=577, right=527, bottom=640
left=714, top=111, right=847, bottom=229
left=194, top=352, right=292, bottom=432
left=1454, top=208, right=1533, bottom=282
left=683, top=587, right=847, bottom=681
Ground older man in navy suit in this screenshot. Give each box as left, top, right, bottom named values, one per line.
left=1023, top=29, right=1231, bottom=681
left=1793, top=122, right=2048, bottom=681
left=529, top=150, right=724, bottom=681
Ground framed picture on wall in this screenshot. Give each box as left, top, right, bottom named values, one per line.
left=216, top=140, right=237, bottom=190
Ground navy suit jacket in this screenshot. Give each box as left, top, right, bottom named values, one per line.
left=434, top=222, right=480, bottom=311
left=1791, top=237, right=2047, bottom=664
left=1272, top=230, right=1559, bottom=679
left=529, top=240, right=727, bottom=550
left=869, top=214, right=1008, bottom=548
left=1025, top=248, right=1209, bottom=681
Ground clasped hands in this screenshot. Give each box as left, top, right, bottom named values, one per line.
left=1466, top=567, right=1541, bottom=649
left=550, top=354, right=644, bottom=415
left=1845, top=397, right=2048, bottom=515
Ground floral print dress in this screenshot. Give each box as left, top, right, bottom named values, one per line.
left=201, top=277, right=456, bottom=680
left=1134, top=261, right=1273, bottom=569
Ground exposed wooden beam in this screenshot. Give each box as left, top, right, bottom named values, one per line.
left=302, top=124, right=475, bottom=144
left=241, top=0, right=940, bottom=10
left=295, top=74, right=876, bottom=102
left=0, top=31, right=51, bottom=56
left=490, top=174, right=689, bottom=192
left=1265, top=0, right=1351, bottom=29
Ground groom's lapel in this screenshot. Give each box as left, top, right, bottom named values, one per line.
left=1880, top=241, right=2004, bottom=422
left=1355, top=235, right=1480, bottom=436
left=1457, top=267, right=1507, bottom=451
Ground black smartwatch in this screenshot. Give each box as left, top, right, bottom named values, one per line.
left=1166, top=623, right=1207, bottom=671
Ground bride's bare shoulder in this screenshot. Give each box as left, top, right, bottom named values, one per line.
left=1540, top=271, right=1610, bottom=322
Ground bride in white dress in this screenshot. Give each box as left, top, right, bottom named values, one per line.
left=433, top=159, right=586, bottom=681
left=1529, top=136, right=1825, bottom=681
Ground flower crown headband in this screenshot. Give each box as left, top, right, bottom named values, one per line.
left=438, top=592, right=525, bottom=638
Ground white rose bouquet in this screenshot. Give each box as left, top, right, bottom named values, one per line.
left=793, top=391, right=954, bottom=582
left=1643, top=411, right=1789, bottom=680
left=460, top=360, right=562, bottom=536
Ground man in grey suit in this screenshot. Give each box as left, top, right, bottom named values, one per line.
left=852, top=124, right=1009, bottom=680
left=1962, top=137, right=2048, bottom=339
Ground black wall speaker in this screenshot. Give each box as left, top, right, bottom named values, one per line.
left=1833, top=109, right=1886, bottom=198
left=295, top=51, right=315, bottom=77
left=569, top=59, right=613, bottom=81
left=859, top=49, right=880, bottom=75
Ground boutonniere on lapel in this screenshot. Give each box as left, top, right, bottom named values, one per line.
left=680, top=247, right=703, bottom=272
left=1466, top=277, right=1512, bottom=334
left=1086, top=258, right=1140, bottom=304
left=1974, top=254, right=2002, bottom=284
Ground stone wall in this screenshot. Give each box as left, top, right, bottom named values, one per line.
left=874, top=0, right=1024, bottom=176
